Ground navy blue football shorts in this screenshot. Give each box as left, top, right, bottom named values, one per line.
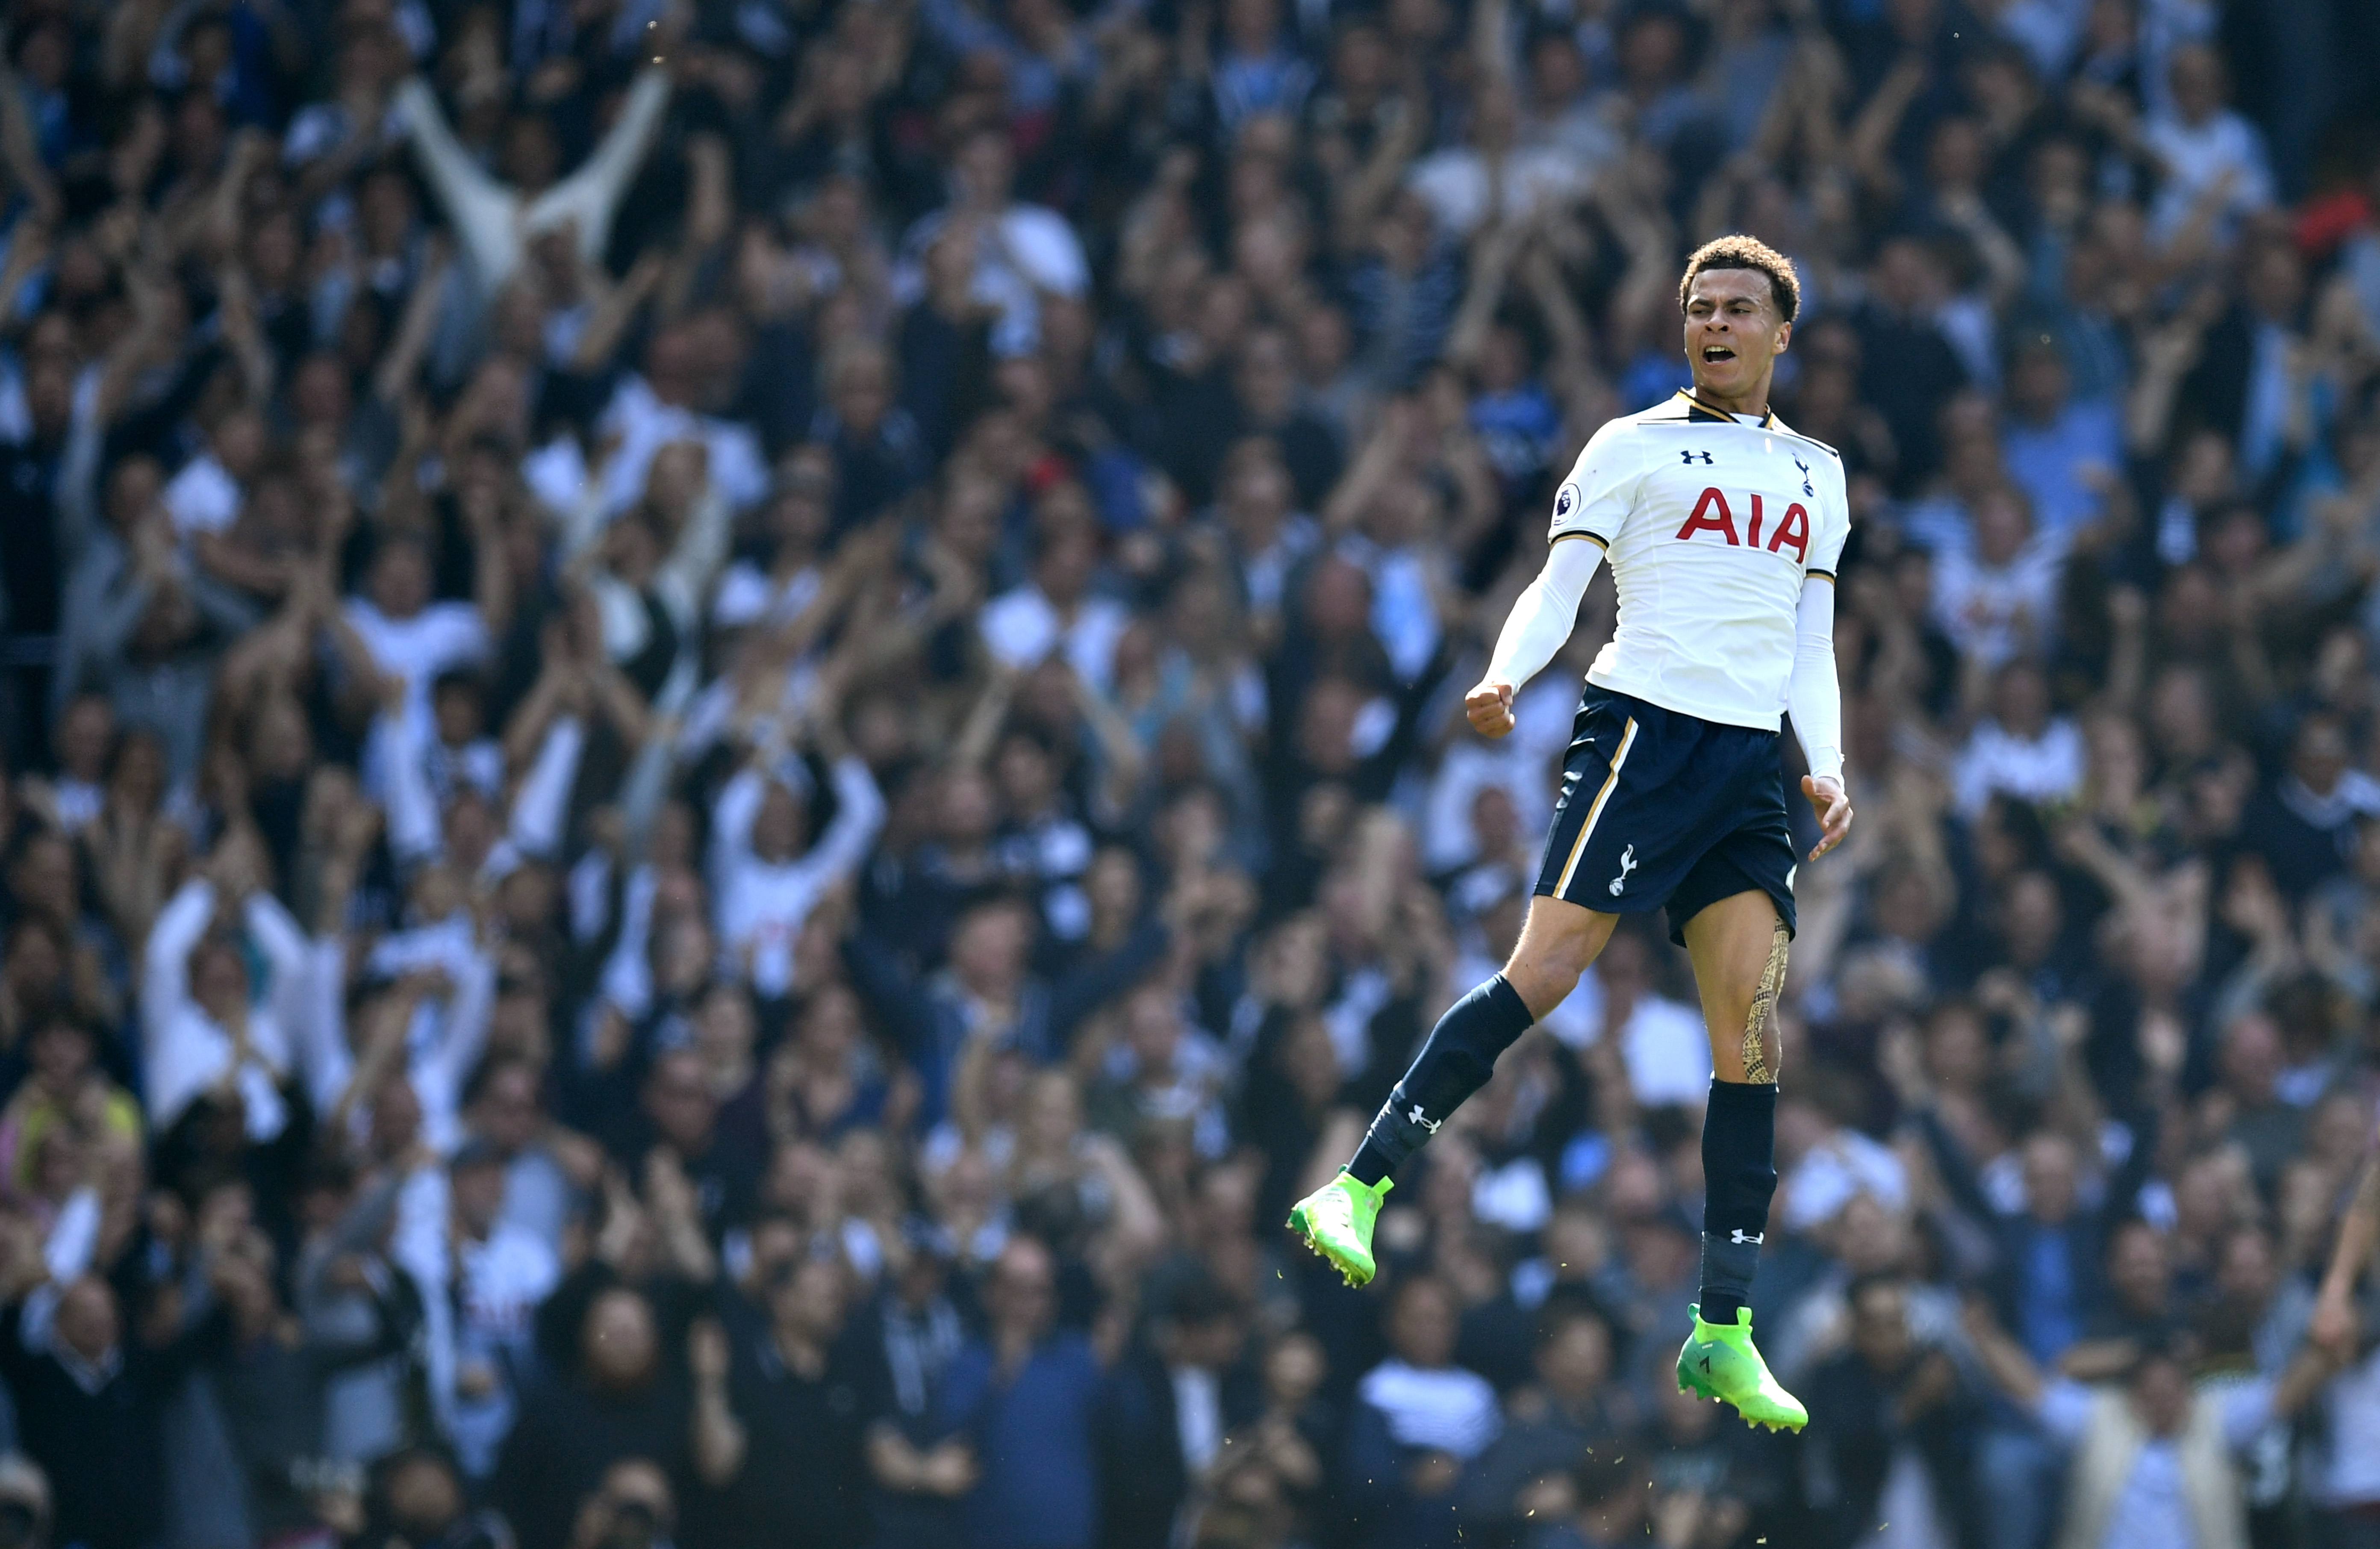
left=1529, top=684, right=1799, bottom=947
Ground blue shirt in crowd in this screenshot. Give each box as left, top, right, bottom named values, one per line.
left=934, top=1331, right=1105, bottom=1549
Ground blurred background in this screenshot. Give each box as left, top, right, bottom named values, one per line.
left=0, top=0, right=2377, bottom=1546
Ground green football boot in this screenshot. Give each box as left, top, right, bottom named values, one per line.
left=1285, top=1171, right=1392, bottom=1287
left=1676, top=1304, right=1808, bottom=1432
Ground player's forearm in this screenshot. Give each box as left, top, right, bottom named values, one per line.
left=1484, top=538, right=1603, bottom=689
left=1788, top=580, right=1844, bottom=780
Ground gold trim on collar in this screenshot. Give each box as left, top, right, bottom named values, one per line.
left=1674, top=389, right=1777, bottom=428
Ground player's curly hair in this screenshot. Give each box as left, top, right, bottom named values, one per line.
left=1678, top=235, right=1801, bottom=323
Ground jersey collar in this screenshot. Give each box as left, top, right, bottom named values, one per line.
left=1675, top=388, right=1778, bottom=429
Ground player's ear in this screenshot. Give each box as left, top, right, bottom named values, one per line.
left=1774, top=319, right=1791, bottom=355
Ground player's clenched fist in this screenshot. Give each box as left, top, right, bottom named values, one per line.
left=1465, top=678, right=1516, bottom=738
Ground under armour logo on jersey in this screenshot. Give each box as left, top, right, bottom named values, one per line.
left=1681, top=449, right=1714, bottom=465
left=1729, top=1228, right=1764, bottom=1245
left=1608, top=845, right=1639, bottom=896
left=1408, top=1104, right=1440, bottom=1134
left=1793, top=456, right=1813, bottom=496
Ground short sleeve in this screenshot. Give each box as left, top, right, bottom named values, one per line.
left=1806, top=451, right=1852, bottom=579
left=1547, top=418, right=1643, bottom=546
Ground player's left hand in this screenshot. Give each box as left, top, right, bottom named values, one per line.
left=1802, top=774, right=1852, bottom=860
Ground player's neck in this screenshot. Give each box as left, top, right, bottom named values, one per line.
left=1688, top=368, right=1775, bottom=420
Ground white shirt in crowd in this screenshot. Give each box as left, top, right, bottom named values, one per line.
left=1931, top=530, right=2070, bottom=669
left=1406, top=144, right=1591, bottom=239
left=1338, top=533, right=1442, bottom=685
left=980, top=584, right=1132, bottom=691
left=48, top=776, right=101, bottom=834
left=2033, top=1375, right=2274, bottom=1549
left=1170, top=1366, right=1223, bottom=1475
left=345, top=598, right=491, bottom=711
left=1420, top=670, right=1577, bottom=873
left=1863, top=1445, right=1958, bottom=1549
left=375, top=702, right=582, bottom=874
left=426, top=735, right=506, bottom=807
left=443, top=1221, right=562, bottom=1477
left=893, top=203, right=1090, bottom=358
left=713, top=562, right=823, bottom=631
left=711, top=756, right=887, bottom=997
left=1356, top=1358, right=1502, bottom=1459
left=2316, top=1345, right=2380, bottom=1508
left=595, top=374, right=771, bottom=517
left=1535, top=968, right=1714, bottom=1107
left=1952, top=714, right=2086, bottom=816
left=2142, top=109, right=2274, bottom=245
left=1781, top=1132, right=1911, bottom=1233
left=143, top=880, right=316, bottom=1142
left=1420, top=738, right=1556, bottom=876
left=163, top=454, right=241, bottom=538
left=325, top=916, right=498, bottom=1154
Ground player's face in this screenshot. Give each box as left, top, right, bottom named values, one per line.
left=1682, top=268, right=1790, bottom=404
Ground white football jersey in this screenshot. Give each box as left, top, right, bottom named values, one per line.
left=1548, top=389, right=1850, bottom=731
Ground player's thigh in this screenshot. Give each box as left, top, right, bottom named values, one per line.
left=1680, top=889, right=1788, bottom=1083
left=1533, top=693, right=1708, bottom=913
left=1503, top=893, right=1620, bottom=1017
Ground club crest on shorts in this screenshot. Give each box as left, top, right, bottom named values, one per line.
left=1608, top=844, right=1639, bottom=896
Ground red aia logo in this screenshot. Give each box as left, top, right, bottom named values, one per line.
left=1675, top=489, right=1809, bottom=563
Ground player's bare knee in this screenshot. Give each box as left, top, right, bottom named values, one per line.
left=1504, top=957, right=1580, bottom=1019
left=1504, top=919, right=1601, bottom=1017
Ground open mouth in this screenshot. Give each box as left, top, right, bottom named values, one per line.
left=1702, top=345, right=1737, bottom=362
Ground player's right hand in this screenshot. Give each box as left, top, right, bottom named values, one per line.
left=1464, top=678, right=1516, bottom=739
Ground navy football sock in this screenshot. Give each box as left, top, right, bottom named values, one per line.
left=1348, top=975, right=1535, bottom=1185
left=1698, top=1078, right=1779, bottom=1325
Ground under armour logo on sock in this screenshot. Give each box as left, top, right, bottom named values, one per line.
left=1408, top=1105, right=1441, bottom=1134
left=1608, top=845, right=1639, bottom=896
left=1729, top=1229, right=1764, bottom=1245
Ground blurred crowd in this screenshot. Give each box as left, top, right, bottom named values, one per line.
left=1, top=0, right=2379, bottom=1546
